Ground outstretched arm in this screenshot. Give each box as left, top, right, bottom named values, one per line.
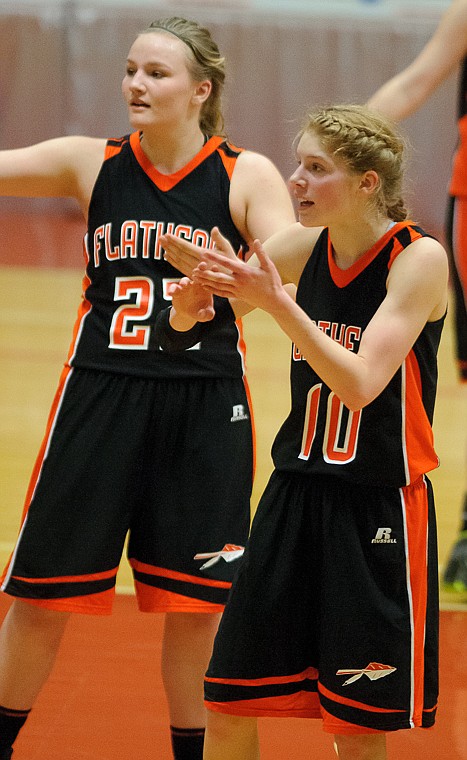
left=0, top=136, right=106, bottom=216
left=368, top=0, right=467, bottom=120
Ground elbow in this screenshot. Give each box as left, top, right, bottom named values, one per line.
left=337, top=387, right=376, bottom=412
left=335, top=364, right=382, bottom=411
left=341, top=396, right=367, bottom=413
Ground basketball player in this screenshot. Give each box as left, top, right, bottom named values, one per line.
left=158, top=104, right=448, bottom=760
left=368, top=0, right=467, bottom=594
left=0, top=17, right=295, bottom=760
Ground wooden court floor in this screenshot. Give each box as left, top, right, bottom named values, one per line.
left=0, top=211, right=466, bottom=759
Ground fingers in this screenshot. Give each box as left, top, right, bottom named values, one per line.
left=161, top=229, right=237, bottom=276
left=251, top=239, right=270, bottom=268
left=193, top=268, right=237, bottom=297
left=166, top=277, right=190, bottom=296
left=210, top=227, right=236, bottom=260
left=198, top=306, right=216, bottom=322
left=203, top=249, right=243, bottom=274
left=161, top=233, right=204, bottom=275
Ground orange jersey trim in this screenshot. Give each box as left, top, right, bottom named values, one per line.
left=400, top=477, right=430, bottom=727
left=135, top=581, right=225, bottom=614
left=320, top=707, right=385, bottom=735
left=130, top=559, right=232, bottom=589
left=129, top=132, right=225, bottom=191
left=205, top=693, right=321, bottom=720
left=17, top=363, right=75, bottom=526
left=450, top=114, right=467, bottom=195
left=403, top=353, right=439, bottom=484
left=20, top=588, right=116, bottom=616
left=387, top=223, right=424, bottom=269
left=217, top=141, right=244, bottom=180
left=104, top=135, right=129, bottom=160
left=205, top=666, right=318, bottom=689
left=318, top=682, right=405, bottom=715
left=10, top=567, right=118, bottom=585
left=328, top=221, right=417, bottom=288
left=65, top=239, right=92, bottom=367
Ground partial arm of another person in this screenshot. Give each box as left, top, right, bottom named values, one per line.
left=367, top=0, right=467, bottom=120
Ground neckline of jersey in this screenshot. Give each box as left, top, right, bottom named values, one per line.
left=129, top=132, right=224, bottom=192
left=327, top=220, right=415, bottom=288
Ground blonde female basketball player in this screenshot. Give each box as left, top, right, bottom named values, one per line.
left=0, top=17, right=294, bottom=760
left=158, top=104, right=448, bottom=760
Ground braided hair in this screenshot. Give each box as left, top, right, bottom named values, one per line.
left=141, top=17, right=226, bottom=138
left=299, top=104, right=408, bottom=222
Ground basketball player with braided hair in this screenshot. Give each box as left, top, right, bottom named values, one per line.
left=0, top=16, right=294, bottom=760
left=158, top=104, right=448, bottom=760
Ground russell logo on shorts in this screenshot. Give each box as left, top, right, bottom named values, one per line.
left=371, top=527, right=397, bottom=544
left=231, top=404, right=249, bottom=422
left=194, top=544, right=245, bottom=570
left=336, top=662, right=397, bottom=686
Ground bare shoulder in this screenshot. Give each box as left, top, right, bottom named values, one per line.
left=229, top=147, right=296, bottom=241
left=46, top=136, right=107, bottom=212
left=264, top=222, right=323, bottom=285
left=389, top=235, right=449, bottom=320
left=397, top=234, right=448, bottom=271
left=55, top=135, right=107, bottom=173
left=235, top=148, right=285, bottom=178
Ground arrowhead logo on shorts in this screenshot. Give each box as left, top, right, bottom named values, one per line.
left=194, top=544, right=245, bottom=570
left=336, top=662, right=397, bottom=686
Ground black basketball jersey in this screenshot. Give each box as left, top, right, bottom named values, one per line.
left=67, top=133, right=248, bottom=378
left=272, top=222, right=444, bottom=487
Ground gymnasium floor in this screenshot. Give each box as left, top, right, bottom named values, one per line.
left=0, top=211, right=466, bottom=759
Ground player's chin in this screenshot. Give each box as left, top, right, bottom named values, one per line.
left=297, top=207, right=316, bottom=227
left=127, top=110, right=150, bottom=128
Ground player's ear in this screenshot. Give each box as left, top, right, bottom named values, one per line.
left=193, top=80, right=212, bottom=105
left=359, top=170, right=380, bottom=195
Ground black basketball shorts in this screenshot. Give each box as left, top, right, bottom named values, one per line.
left=204, top=470, right=438, bottom=734
left=1, top=367, right=253, bottom=614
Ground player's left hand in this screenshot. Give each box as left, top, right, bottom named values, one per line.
left=167, top=277, right=215, bottom=324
